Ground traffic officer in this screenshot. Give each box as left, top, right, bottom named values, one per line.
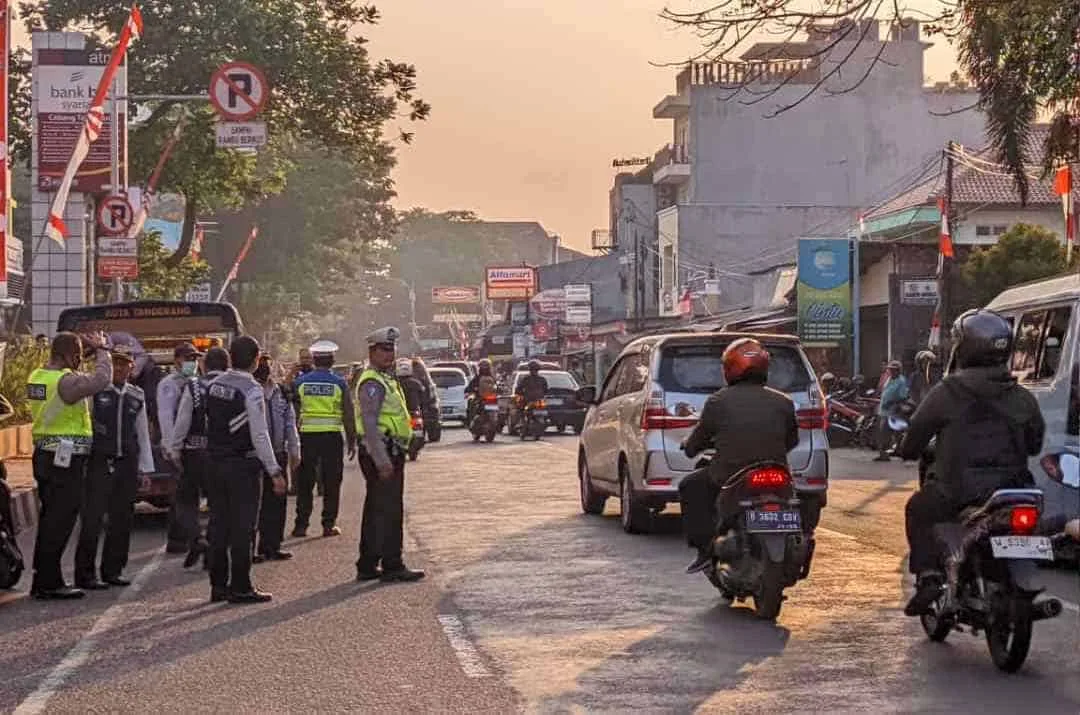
left=204, top=336, right=284, bottom=604
left=167, top=346, right=231, bottom=568
left=158, top=342, right=203, bottom=554
left=355, top=327, right=424, bottom=583
left=27, top=331, right=112, bottom=599
left=292, top=340, right=356, bottom=538
left=74, top=345, right=154, bottom=589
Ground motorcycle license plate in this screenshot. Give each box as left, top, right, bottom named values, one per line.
left=532, top=410, right=547, bottom=416
left=441, top=407, right=454, bottom=415
left=546, top=398, right=563, bottom=406
left=990, top=536, right=1054, bottom=561
left=745, top=509, right=802, bottom=533
left=484, top=405, right=499, bottom=412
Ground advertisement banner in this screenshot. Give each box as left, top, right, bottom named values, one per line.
left=97, top=255, right=138, bottom=279
left=34, top=48, right=126, bottom=193
left=530, top=288, right=566, bottom=318
left=796, top=238, right=851, bottom=346
left=432, top=285, right=481, bottom=304
left=485, top=265, right=536, bottom=300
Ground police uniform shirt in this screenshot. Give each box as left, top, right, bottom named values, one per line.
left=205, top=370, right=282, bottom=476
left=92, top=383, right=155, bottom=474
left=293, top=368, right=357, bottom=441
left=156, top=372, right=190, bottom=452
left=168, top=371, right=225, bottom=455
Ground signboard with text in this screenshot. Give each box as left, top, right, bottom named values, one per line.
left=796, top=238, right=851, bottom=347
left=485, top=265, right=536, bottom=300
left=901, top=278, right=938, bottom=306
left=185, top=282, right=212, bottom=302
left=97, top=255, right=138, bottom=279
left=431, top=285, right=481, bottom=304
left=216, top=121, right=267, bottom=149
left=433, top=312, right=481, bottom=323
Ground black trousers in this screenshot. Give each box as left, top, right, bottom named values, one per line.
left=167, top=449, right=209, bottom=550
left=206, top=454, right=262, bottom=593
left=75, top=453, right=139, bottom=582
left=257, top=453, right=288, bottom=555
left=30, top=449, right=88, bottom=591
left=678, top=467, right=717, bottom=552
left=357, top=447, right=406, bottom=573
left=295, top=432, right=344, bottom=529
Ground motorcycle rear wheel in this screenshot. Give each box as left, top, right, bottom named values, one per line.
left=986, top=599, right=1033, bottom=673
left=920, top=597, right=953, bottom=642
left=753, top=561, right=786, bottom=620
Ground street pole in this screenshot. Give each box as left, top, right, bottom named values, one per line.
left=851, top=230, right=861, bottom=377
left=942, top=141, right=955, bottom=349
left=107, top=71, right=122, bottom=304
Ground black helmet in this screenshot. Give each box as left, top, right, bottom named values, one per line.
left=527, top=359, right=540, bottom=372
left=950, top=309, right=1013, bottom=369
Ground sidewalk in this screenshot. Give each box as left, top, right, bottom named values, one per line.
left=4, top=457, right=37, bottom=534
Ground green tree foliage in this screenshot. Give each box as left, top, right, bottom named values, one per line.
left=961, top=223, right=1070, bottom=306
left=17, top=0, right=429, bottom=262
left=133, top=231, right=209, bottom=300
left=0, top=337, right=48, bottom=423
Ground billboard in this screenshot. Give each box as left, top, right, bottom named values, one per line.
left=34, top=47, right=126, bottom=193
left=431, top=285, right=480, bottom=304
left=485, top=265, right=536, bottom=300
left=796, top=238, right=851, bottom=347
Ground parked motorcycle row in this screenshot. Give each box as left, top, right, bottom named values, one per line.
left=824, top=377, right=915, bottom=452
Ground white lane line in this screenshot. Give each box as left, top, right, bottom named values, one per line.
left=437, top=614, right=492, bottom=678
left=14, top=548, right=167, bottom=715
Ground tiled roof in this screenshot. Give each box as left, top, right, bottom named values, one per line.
left=869, top=127, right=1076, bottom=219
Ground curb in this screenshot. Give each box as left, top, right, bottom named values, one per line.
left=11, top=485, right=38, bottom=535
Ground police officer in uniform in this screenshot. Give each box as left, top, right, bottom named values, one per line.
left=292, top=340, right=356, bottom=538
left=27, top=331, right=112, bottom=599
left=355, top=327, right=424, bottom=582
left=75, top=345, right=154, bottom=589
left=159, top=342, right=203, bottom=554
left=168, top=346, right=231, bottom=567
left=204, top=336, right=284, bottom=603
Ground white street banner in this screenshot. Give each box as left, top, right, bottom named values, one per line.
left=216, top=121, right=267, bottom=149
left=98, top=237, right=137, bottom=257
left=185, top=282, right=212, bottom=302
left=564, top=283, right=592, bottom=303
left=433, top=312, right=482, bottom=323
left=564, top=304, right=592, bottom=325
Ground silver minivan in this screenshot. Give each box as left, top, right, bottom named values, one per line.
left=577, top=332, right=829, bottom=533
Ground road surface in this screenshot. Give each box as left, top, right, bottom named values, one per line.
left=1, top=429, right=1077, bottom=713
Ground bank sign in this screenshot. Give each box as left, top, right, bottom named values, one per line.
left=796, top=238, right=851, bottom=347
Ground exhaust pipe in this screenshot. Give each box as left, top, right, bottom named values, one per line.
left=1031, top=599, right=1063, bottom=621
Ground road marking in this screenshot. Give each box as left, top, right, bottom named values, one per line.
left=437, top=614, right=492, bottom=678
left=14, top=548, right=167, bottom=715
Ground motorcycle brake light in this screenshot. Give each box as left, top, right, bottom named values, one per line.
left=483, top=394, right=497, bottom=404
left=747, top=467, right=790, bottom=490
left=761, top=503, right=781, bottom=512
left=1010, top=505, right=1039, bottom=535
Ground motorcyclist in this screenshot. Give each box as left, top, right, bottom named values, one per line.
left=465, top=359, right=498, bottom=425
left=897, top=309, right=1045, bottom=617
left=513, top=360, right=548, bottom=432
left=909, top=350, right=939, bottom=404
left=679, top=338, right=799, bottom=573
left=396, top=358, right=426, bottom=414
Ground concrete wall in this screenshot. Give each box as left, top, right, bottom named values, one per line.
left=669, top=29, right=987, bottom=313
left=537, top=254, right=625, bottom=325
left=954, top=207, right=1066, bottom=246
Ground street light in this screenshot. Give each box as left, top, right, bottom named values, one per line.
left=388, top=276, right=418, bottom=344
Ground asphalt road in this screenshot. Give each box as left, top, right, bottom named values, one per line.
left=1, top=429, right=1078, bottom=714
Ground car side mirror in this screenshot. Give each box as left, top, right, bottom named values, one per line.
left=576, top=386, right=598, bottom=405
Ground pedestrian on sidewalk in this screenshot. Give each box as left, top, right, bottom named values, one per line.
left=27, top=331, right=112, bottom=599
left=355, top=327, right=424, bottom=583
left=204, top=336, right=284, bottom=604
left=253, top=355, right=300, bottom=562
left=74, top=345, right=154, bottom=590
left=875, top=360, right=910, bottom=462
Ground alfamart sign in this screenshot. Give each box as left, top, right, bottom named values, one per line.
left=485, top=265, right=536, bottom=300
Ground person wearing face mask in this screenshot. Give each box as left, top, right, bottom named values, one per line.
left=159, top=342, right=203, bottom=554
left=168, top=346, right=230, bottom=568
left=26, top=331, right=112, bottom=599
left=252, top=355, right=300, bottom=562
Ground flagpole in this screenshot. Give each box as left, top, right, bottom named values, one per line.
left=215, top=225, right=259, bottom=302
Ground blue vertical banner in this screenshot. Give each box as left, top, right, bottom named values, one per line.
left=797, top=238, right=852, bottom=346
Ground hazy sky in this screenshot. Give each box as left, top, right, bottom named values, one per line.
left=369, top=1, right=958, bottom=251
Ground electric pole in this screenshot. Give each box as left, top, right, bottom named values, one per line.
left=941, top=140, right=955, bottom=352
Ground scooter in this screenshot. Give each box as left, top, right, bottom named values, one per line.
left=470, top=394, right=499, bottom=443
left=520, top=400, right=547, bottom=441
left=407, top=412, right=426, bottom=462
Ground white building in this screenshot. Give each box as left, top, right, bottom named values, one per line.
left=650, top=18, right=986, bottom=314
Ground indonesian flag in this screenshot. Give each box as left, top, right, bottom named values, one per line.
left=858, top=213, right=866, bottom=236
left=928, top=311, right=941, bottom=349
left=127, top=115, right=186, bottom=240
left=225, top=225, right=259, bottom=282
left=191, top=225, right=204, bottom=262
left=1055, top=166, right=1074, bottom=245
left=678, top=288, right=692, bottom=317
left=937, top=196, right=954, bottom=258
left=44, top=4, right=144, bottom=246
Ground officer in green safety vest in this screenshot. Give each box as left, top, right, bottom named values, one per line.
left=355, top=326, right=424, bottom=583
left=292, top=339, right=356, bottom=538
left=26, top=331, right=113, bottom=600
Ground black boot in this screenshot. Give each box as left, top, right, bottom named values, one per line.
left=904, top=571, right=944, bottom=616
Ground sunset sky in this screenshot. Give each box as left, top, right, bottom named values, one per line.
left=369, top=1, right=958, bottom=252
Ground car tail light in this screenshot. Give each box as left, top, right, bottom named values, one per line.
left=747, top=466, right=790, bottom=490
left=796, top=406, right=827, bottom=430
left=1010, top=505, right=1039, bottom=535
left=640, top=386, right=698, bottom=430
left=645, top=478, right=672, bottom=487
left=483, top=394, right=497, bottom=405
left=533, top=400, right=546, bottom=409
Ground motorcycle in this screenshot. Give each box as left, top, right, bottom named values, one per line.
left=520, top=399, right=548, bottom=441
left=407, top=412, right=426, bottom=462
left=919, top=487, right=1062, bottom=672
left=470, top=394, right=499, bottom=443
left=698, top=454, right=814, bottom=620
left=422, top=404, right=442, bottom=444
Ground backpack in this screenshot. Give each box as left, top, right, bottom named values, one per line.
left=948, top=385, right=1032, bottom=506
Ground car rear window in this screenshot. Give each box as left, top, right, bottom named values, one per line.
left=513, top=371, right=579, bottom=391
left=658, top=343, right=812, bottom=394
left=432, top=371, right=465, bottom=388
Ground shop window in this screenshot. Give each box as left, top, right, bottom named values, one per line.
left=975, top=225, right=991, bottom=237
left=1010, top=310, right=1046, bottom=381
left=993, top=225, right=1008, bottom=235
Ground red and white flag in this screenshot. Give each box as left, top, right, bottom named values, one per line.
left=937, top=196, right=954, bottom=259
left=44, top=3, right=143, bottom=246
left=190, top=224, right=204, bottom=262
left=928, top=311, right=941, bottom=350
left=1055, top=166, right=1074, bottom=246
left=226, top=225, right=258, bottom=282
left=127, top=114, right=186, bottom=240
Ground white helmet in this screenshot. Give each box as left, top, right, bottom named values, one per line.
left=395, top=358, right=413, bottom=377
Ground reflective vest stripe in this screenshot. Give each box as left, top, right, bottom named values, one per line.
left=28, top=368, right=93, bottom=449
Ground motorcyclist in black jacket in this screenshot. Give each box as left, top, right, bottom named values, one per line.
left=680, top=338, right=799, bottom=573
left=898, top=309, right=1045, bottom=616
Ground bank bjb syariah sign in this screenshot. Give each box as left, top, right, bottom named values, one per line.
left=485, top=266, right=536, bottom=300
left=796, top=238, right=851, bottom=347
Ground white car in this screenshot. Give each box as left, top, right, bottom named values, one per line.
left=430, top=367, right=469, bottom=424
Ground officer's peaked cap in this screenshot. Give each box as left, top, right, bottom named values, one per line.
left=367, top=326, right=400, bottom=347
left=309, top=339, right=339, bottom=356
